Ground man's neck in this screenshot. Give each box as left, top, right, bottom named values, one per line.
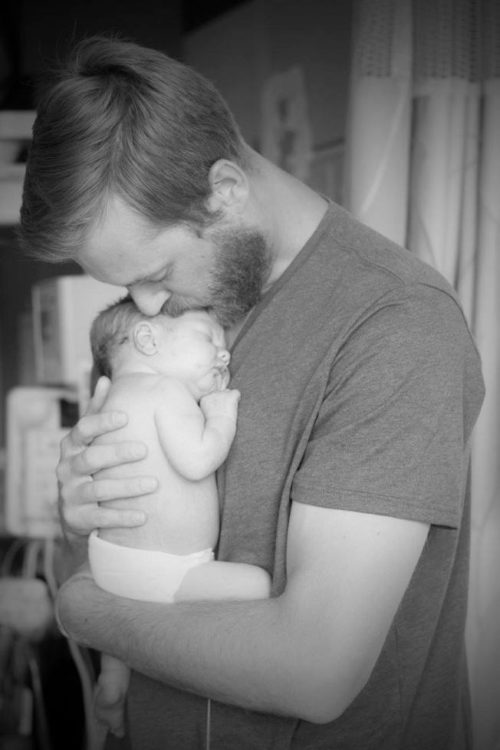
left=249, top=151, right=329, bottom=286
left=224, top=154, right=329, bottom=347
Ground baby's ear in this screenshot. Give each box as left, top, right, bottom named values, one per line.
left=133, top=322, right=157, bottom=355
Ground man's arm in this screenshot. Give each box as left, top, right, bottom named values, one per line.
left=56, top=501, right=428, bottom=723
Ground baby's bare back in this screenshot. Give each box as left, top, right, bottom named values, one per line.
left=94, top=376, right=219, bottom=554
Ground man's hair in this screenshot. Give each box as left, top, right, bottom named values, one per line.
left=20, top=36, right=248, bottom=261
left=90, top=295, right=148, bottom=379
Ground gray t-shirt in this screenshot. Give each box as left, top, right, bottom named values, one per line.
left=121, top=203, right=484, bottom=750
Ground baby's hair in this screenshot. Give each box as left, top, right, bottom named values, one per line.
left=90, top=295, right=150, bottom=378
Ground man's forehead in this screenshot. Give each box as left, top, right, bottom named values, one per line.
left=78, top=202, right=165, bottom=284
left=78, top=243, right=139, bottom=286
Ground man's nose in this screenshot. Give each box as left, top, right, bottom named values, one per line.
left=129, top=285, right=171, bottom=316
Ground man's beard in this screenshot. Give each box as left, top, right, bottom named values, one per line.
left=162, top=226, right=272, bottom=328
left=208, top=226, right=272, bottom=328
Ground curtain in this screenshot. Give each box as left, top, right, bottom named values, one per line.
left=345, top=2, right=500, bottom=748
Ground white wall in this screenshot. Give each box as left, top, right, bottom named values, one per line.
left=184, top=0, right=352, bottom=153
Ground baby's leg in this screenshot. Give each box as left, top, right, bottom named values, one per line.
left=94, top=653, right=130, bottom=738
left=175, top=561, right=271, bottom=602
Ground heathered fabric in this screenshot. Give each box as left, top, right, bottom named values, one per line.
left=117, top=203, right=484, bottom=750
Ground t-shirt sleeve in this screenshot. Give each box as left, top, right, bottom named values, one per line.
left=291, top=286, right=470, bottom=527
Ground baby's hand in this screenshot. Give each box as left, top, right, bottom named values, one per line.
left=200, top=389, right=240, bottom=421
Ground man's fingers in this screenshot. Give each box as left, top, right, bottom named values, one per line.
left=69, top=442, right=148, bottom=476
left=97, top=507, right=147, bottom=529
left=67, top=504, right=147, bottom=532
left=78, top=476, right=158, bottom=503
left=85, top=376, right=112, bottom=415
left=57, top=438, right=139, bottom=483
left=63, top=411, right=129, bottom=452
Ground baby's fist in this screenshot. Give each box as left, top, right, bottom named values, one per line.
left=200, top=389, right=240, bottom=420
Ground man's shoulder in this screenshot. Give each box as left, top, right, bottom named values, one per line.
left=318, top=205, right=455, bottom=296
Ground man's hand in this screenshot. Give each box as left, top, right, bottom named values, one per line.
left=56, top=376, right=157, bottom=537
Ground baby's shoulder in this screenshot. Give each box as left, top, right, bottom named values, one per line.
left=102, top=377, right=150, bottom=409
left=152, top=376, right=194, bottom=404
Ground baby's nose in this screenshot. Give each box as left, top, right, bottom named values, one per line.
left=218, top=349, right=230, bottom=365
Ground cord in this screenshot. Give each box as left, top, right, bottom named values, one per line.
left=43, top=538, right=100, bottom=750
left=42, top=537, right=58, bottom=600
left=206, top=698, right=211, bottom=750
left=1, top=537, right=25, bottom=576
left=22, top=539, right=42, bottom=579
left=28, top=650, right=52, bottom=750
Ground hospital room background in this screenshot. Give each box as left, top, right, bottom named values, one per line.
left=0, top=1, right=498, bottom=748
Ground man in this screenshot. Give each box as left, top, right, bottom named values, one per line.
left=20, top=36, right=484, bottom=749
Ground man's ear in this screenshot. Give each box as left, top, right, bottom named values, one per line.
left=133, top=322, right=157, bottom=356
left=206, top=159, right=249, bottom=214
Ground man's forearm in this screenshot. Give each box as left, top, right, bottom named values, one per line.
left=56, top=573, right=346, bottom=723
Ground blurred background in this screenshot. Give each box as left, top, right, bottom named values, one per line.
left=0, top=1, right=498, bottom=749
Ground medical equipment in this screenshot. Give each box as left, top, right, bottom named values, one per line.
left=4, top=387, right=76, bottom=538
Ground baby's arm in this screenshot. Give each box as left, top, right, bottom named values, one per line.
left=175, top=560, right=271, bottom=602
left=155, top=387, right=239, bottom=480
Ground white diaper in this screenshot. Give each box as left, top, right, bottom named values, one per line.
left=88, top=530, right=214, bottom=603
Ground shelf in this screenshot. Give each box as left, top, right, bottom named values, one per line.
left=0, top=111, right=35, bottom=225
left=0, top=110, right=35, bottom=140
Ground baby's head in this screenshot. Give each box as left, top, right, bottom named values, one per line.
left=90, top=296, right=230, bottom=395
left=91, top=296, right=144, bottom=379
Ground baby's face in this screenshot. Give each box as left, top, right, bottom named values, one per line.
left=157, top=311, right=230, bottom=395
